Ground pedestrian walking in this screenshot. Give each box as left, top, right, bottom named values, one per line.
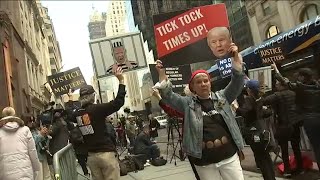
left=0, top=107, right=40, bottom=180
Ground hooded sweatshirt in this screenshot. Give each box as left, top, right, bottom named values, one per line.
left=0, top=117, right=40, bottom=180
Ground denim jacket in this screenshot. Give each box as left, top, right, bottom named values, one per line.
left=159, top=68, right=245, bottom=159
left=31, top=130, right=49, bottom=162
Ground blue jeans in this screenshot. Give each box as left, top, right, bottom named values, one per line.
left=145, top=144, right=160, bottom=160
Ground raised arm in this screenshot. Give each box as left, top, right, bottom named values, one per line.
left=94, top=67, right=126, bottom=117
left=223, top=43, right=245, bottom=104
left=152, top=88, right=184, bottom=118
left=155, top=60, right=188, bottom=113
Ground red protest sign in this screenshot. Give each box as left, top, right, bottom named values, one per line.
left=154, top=4, right=229, bottom=59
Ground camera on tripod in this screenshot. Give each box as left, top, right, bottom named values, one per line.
left=166, top=116, right=185, bottom=164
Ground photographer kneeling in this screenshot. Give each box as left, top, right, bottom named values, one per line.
left=133, top=125, right=160, bottom=160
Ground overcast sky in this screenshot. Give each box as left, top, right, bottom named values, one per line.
left=41, top=1, right=109, bottom=84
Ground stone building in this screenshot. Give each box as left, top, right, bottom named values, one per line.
left=0, top=1, right=62, bottom=116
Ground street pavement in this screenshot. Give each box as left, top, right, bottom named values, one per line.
left=77, top=128, right=320, bottom=180
left=120, top=158, right=287, bottom=180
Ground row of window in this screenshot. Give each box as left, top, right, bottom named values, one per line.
left=265, top=3, right=319, bottom=39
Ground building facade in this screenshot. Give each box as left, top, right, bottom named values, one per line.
left=88, top=9, right=107, bottom=40
left=245, top=0, right=320, bottom=75
left=0, top=0, right=62, bottom=116
left=105, top=1, right=127, bottom=36
left=104, top=0, right=144, bottom=113
left=246, top=0, right=320, bottom=44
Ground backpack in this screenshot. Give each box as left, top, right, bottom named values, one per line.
left=150, top=157, right=167, bottom=166
left=119, top=160, right=128, bottom=176
left=72, top=108, right=95, bottom=136
left=120, top=156, right=137, bottom=173
left=68, top=123, right=84, bottom=144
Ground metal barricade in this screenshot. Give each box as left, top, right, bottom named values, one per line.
left=53, top=144, right=79, bottom=180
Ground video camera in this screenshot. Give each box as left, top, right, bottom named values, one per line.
left=37, top=101, right=67, bottom=127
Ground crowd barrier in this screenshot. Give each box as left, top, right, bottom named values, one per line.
left=53, top=144, right=89, bottom=180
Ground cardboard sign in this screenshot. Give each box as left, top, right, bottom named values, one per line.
left=89, top=32, right=147, bottom=78
left=216, top=57, right=233, bottom=78
left=258, top=44, right=285, bottom=65
left=248, top=66, right=272, bottom=92
left=149, top=64, right=192, bottom=93
left=47, top=67, right=87, bottom=97
left=153, top=4, right=229, bottom=67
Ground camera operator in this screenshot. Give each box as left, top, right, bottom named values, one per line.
left=25, top=115, right=52, bottom=180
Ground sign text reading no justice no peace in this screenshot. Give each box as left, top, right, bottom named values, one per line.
left=154, top=4, right=229, bottom=58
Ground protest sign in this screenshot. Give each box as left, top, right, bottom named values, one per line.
left=89, top=32, right=147, bottom=78
left=258, top=44, right=285, bottom=65
left=248, top=66, right=272, bottom=92
left=216, top=57, right=232, bottom=78
left=47, top=67, right=87, bottom=97
left=153, top=4, right=229, bottom=67
left=149, top=64, right=192, bottom=93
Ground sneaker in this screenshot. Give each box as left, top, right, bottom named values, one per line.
left=283, top=172, right=292, bottom=178
left=144, top=162, right=151, bottom=167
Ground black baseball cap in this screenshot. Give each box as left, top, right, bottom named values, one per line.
left=80, top=85, right=95, bottom=96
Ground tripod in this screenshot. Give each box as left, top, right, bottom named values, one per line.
left=166, top=117, right=185, bottom=166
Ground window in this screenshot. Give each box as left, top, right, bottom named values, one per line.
left=266, top=25, right=280, bottom=38
left=301, top=4, right=319, bottom=22
left=113, top=11, right=115, bottom=14
left=232, top=0, right=241, bottom=13
left=262, top=1, right=271, bottom=16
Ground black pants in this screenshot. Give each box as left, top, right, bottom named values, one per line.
left=303, top=113, right=320, bottom=170
left=278, top=124, right=303, bottom=172
left=250, top=143, right=276, bottom=180
left=128, top=136, right=135, bottom=147
left=76, top=154, right=89, bottom=175
left=188, top=157, right=200, bottom=180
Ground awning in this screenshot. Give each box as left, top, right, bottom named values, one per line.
left=242, top=16, right=320, bottom=69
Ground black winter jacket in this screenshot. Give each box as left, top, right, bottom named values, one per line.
left=263, top=90, right=299, bottom=126
left=275, top=73, right=320, bottom=114
left=76, top=84, right=126, bottom=153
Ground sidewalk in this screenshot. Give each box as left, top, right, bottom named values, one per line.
left=77, top=146, right=320, bottom=180
left=120, top=158, right=288, bottom=180
left=241, top=146, right=320, bottom=180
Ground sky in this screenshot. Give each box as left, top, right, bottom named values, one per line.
left=41, top=1, right=110, bottom=84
